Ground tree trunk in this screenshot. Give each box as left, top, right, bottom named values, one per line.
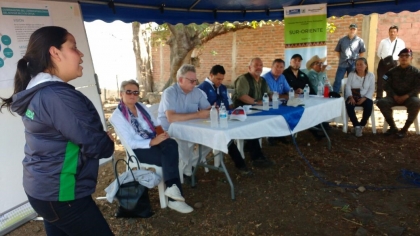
left=161, top=22, right=253, bottom=91
left=162, top=24, right=201, bottom=90
left=132, top=22, right=154, bottom=96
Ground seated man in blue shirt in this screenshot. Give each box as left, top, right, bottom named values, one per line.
left=261, top=58, right=290, bottom=99
left=198, top=65, right=253, bottom=173
left=261, top=59, right=292, bottom=145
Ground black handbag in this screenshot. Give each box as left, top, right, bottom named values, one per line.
left=114, top=156, right=154, bottom=218
left=382, top=40, right=398, bottom=68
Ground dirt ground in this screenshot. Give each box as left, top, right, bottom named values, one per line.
left=6, top=108, right=420, bottom=236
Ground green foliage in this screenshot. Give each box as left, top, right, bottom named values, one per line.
left=147, top=18, right=335, bottom=47
left=149, top=20, right=284, bottom=46
left=327, top=16, right=338, bottom=33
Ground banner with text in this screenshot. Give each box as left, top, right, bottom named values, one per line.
left=0, top=2, right=52, bottom=89
left=284, top=4, right=327, bottom=69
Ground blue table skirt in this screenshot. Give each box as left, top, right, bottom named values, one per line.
left=247, top=106, right=305, bottom=131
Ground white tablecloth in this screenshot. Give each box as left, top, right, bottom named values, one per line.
left=168, top=97, right=345, bottom=153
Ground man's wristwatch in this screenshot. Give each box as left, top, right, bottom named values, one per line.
left=254, top=99, right=258, bottom=105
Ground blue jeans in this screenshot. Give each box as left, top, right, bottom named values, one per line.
left=27, top=194, right=113, bottom=236
left=333, top=66, right=354, bottom=93
left=345, top=98, right=373, bottom=127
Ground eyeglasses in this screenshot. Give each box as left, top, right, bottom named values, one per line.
left=124, top=90, right=140, bottom=96
left=315, top=62, right=324, bottom=66
left=399, top=54, right=411, bottom=58
left=183, top=77, right=198, bottom=84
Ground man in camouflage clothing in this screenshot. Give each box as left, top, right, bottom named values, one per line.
left=377, top=48, right=420, bottom=138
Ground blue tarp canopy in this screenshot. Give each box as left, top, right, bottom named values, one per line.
left=79, top=0, right=420, bottom=24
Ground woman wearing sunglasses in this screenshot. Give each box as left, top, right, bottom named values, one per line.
left=0, top=26, right=114, bottom=235
left=110, top=80, right=193, bottom=213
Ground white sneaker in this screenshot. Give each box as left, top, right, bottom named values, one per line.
left=168, top=201, right=194, bottom=214
left=164, top=184, right=185, bottom=202
left=355, top=126, right=363, bottom=137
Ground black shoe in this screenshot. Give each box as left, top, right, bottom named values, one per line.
left=278, top=137, right=290, bottom=144
left=322, top=122, right=332, bottom=130
left=252, top=155, right=273, bottom=168
left=396, top=131, right=407, bottom=139
left=183, top=174, right=198, bottom=185
left=237, top=166, right=254, bottom=176
left=267, top=137, right=277, bottom=146
left=243, top=141, right=251, bottom=153
left=384, top=127, right=399, bottom=136
left=309, top=129, right=325, bottom=140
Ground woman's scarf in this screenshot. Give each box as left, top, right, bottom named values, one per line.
left=118, top=100, right=156, bottom=139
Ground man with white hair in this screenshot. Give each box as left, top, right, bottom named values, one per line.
left=158, top=64, right=211, bottom=184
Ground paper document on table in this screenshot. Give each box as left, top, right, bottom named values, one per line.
left=287, top=98, right=305, bottom=107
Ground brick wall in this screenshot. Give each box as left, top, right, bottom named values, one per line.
left=151, top=15, right=366, bottom=89
left=376, top=11, right=420, bottom=52
left=376, top=11, right=420, bottom=69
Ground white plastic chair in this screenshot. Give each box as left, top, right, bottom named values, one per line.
left=382, top=108, right=420, bottom=134
left=146, top=103, right=160, bottom=120
left=110, top=120, right=168, bottom=209
left=146, top=103, right=190, bottom=181
left=341, top=78, right=377, bottom=133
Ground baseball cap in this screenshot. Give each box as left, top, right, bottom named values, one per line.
left=291, top=54, right=303, bottom=60
left=230, top=107, right=247, bottom=121
left=398, top=48, right=412, bottom=56
left=349, top=23, right=357, bottom=29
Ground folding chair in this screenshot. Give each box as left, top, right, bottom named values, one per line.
left=110, top=119, right=168, bottom=209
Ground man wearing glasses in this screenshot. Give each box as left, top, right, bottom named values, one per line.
left=377, top=48, right=420, bottom=138
left=158, top=64, right=212, bottom=183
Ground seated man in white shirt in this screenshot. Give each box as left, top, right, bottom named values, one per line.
left=158, top=64, right=212, bottom=184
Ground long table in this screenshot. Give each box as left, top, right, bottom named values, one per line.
left=168, top=96, right=345, bottom=199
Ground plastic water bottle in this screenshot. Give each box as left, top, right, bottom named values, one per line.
left=262, top=93, right=269, bottom=110
left=272, top=91, right=279, bottom=109
left=219, top=103, right=228, bottom=128
left=304, top=84, right=309, bottom=100
left=210, top=105, right=218, bottom=128
left=317, top=81, right=323, bottom=96
left=289, top=88, right=294, bottom=100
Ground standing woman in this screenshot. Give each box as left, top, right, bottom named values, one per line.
left=344, top=57, right=375, bottom=137
left=110, top=80, right=193, bottom=214
left=0, top=27, right=114, bottom=235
